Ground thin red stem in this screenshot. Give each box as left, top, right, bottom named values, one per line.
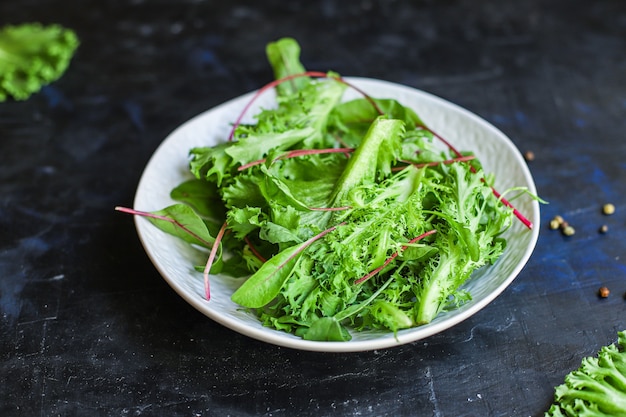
left=416, top=124, right=533, bottom=229
left=115, top=206, right=215, bottom=248
left=333, top=133, right=351, bottom=150
left=282, top=223, right=342, bottom=266
left=307, top=206, right=352, bottom=212
left=203, top=221, right=228, bottom=301
left=228, top=71, right=383, bottom=141
left=393, top=155, right=476, bottom=171
left=244, top=236, right=267, bottom=263
left=260, top=222, right=346, bottom=287
left=282, top=147, right=354, bottom=159
left=354, top=229, right=437, bottom=285
left=228, top=71, right=325, bottom=141
left=237, top=147, right=355, bottom=171
left=237, top=158, right=266, bottom=171
left=490, top=187, right=533, bottom=229
left=416, top=124, right=463, bottom=158
left=338, top=80, right=384, bottom=115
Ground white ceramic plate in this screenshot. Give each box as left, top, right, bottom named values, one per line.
left=133, top=77, right=540, bottom=352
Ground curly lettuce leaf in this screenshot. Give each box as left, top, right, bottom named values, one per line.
left=0, top=23, right=79, bottom=101
left=546, top=331, right=626, bottom=417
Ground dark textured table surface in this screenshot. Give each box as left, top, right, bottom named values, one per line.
left=1, top=1, right=625, bottom=416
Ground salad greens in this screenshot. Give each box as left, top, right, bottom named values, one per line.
left=546, top=330, right=626, bottom=416
left=0, top=23, right=79, bottom=101
left=118, top=37, right=532, bottom=341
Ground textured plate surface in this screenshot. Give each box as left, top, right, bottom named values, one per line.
left=133, top=77, right=540, bottom=352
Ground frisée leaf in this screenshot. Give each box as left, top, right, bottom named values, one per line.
left=545, top=331, right=626, bottom=416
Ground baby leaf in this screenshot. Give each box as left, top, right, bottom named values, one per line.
left=303, top=317, right=352, bottom=342
left=170, top=178, right=225, bottom=222
left=230, top=242, right=304, bottom=308
left=231, top=224, right=341, bottom=308
left=116, top=205, right=214, bottom=248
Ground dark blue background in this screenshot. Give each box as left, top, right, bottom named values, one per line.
left=1, top=1, right=625, bottom=416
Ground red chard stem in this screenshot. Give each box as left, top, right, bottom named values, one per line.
left=264, top=222, right=346, bottom=285
left=229, top=71, right=383, bottom=141
left=415, top=124, right=533, bottom=229
left=307, top=206, right=352, bottom=212
left=114, top=206, right=216, bottom=247
left=355, top=229, right=437, bottom=285
left=393, top=155, right=476, bottom=171
left=203, top=221, right=228, bottom=301
left=237, top=147, right=355, bottom=172
left=244, top=236, right=267, bottom=263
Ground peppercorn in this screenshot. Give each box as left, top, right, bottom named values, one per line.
left=602, top=203, right=615, bottom=215
left=550, top=215, right=564, bottom=230
left=562, top=225, right=575, bottom=236
left=524, top=151, right=535, bottom=162
left=598, top=286, right=610, bottom=298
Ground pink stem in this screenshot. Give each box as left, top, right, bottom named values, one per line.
left=489, top=187, right=533, bottom=229
left=237, top=147, right=355, bottom=171
left=203, top=222, right=228, bottom=301
left=307, top=206, right=352, bottom=212
left=282, top=147, right=354, bottom=159
left=115, top=206, right=215, bottom=248
left=393, top=155, right=476, bottom=171
left=354, top=229, right=437, bottom=285
left=416, top=124, right=533, bottom=229
left=333, top=133, right=351, bottom=150
left=259, top=222, right=346, bottom=287
left=228, top=71, right=383, bottom=141
left=281, top=223, right=342, bottom=265
left=244, top=236, right=267, bottom=263
left=416, top=124, right=463, bottom=158
left=237, top=159, right=268, bottom=171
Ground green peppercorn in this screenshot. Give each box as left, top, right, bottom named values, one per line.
left=602, top=203, right=615, bottom=215
left=562, top=225, right=575, bottom=236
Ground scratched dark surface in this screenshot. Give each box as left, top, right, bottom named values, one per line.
left=1, top=1, right=625, bottom=416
